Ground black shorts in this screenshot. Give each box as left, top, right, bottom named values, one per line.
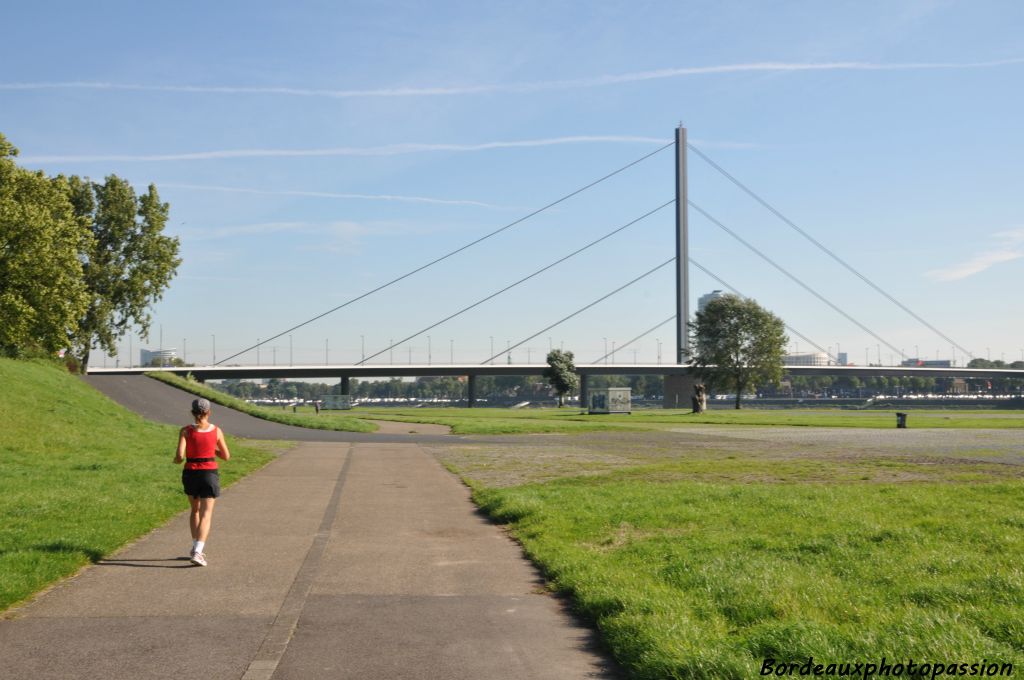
left=182, top=469, right=220, bottom=498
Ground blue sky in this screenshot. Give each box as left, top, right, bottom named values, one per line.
left=4, top=1, right=1023, bottom=367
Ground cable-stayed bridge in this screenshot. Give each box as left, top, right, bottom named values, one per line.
left=88, top=127, right=1024, bottom=405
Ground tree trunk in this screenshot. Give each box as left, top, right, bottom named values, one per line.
left=77, top=348, right=91, bottom=373
left=734, top=378, right=743, bottom=409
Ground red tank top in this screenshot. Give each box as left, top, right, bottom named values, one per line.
left=184, top=425, right=219, bottom=470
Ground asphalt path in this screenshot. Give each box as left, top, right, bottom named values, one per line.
left=83, top=374, right=462, bottom=444
left=0, top=376, right=620, bottom=678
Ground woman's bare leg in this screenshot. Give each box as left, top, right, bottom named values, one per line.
left=188, top=496, right=201, bottom=541
left=196, top=497, right=216, bottom=543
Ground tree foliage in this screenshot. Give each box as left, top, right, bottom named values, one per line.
left=68, top=176, right=181, bottom=367
left=0, top=135, right=92, bottom=357
left=0, top=133, right=180, bottom=367
left=542, top=349, right=579, bottom=406
left=688, top=294, right=787, bottom=409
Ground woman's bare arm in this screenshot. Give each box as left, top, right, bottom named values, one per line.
left=216, top=427, right=231, bottom=461
left=174, top=428, right=187, bottom=464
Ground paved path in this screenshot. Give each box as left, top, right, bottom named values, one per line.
left=0, top=379, right=619, bottom=678
left=83, top=374, right=459, bottom=443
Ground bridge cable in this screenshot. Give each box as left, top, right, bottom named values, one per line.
left=691, top=200, right=905, bottom=360
left=590, top=315, right=675, bottom=365
left=215, top=141, right=674, bottom=366
left=589, top=259, right=834, bottom=364
left=482, top=257, right=675, bottom=365
left=688, top=143, right=974, bottom=360
left=358, top=201, right=673, bottom=365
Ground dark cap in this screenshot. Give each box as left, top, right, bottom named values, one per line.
left=191, top=398, right=212, bottom=414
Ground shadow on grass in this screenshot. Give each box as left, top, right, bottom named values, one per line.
left=18, top=541, right=106, bottom=563
left=17, top=543, right=197, bottom=569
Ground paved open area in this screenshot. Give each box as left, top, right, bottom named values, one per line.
left=0, top=376, right=618, bottom=679
left=0, top=441, right=618, bottom=679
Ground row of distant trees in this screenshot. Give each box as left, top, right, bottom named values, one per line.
left=0, top=133, right=180, bottom=369
left=209, top=373, right=667, bottom=403
left=206, top=370, right=1022, bottom=404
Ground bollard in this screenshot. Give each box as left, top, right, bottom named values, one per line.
left=895, top=412, right=907, bottom=429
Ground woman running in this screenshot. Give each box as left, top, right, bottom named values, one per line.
left=173, top=398, right=230, bottom=566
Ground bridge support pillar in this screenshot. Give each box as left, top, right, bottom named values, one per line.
left=579, top=373, right=588, bottom=410
left=467, top=374, right=476, bottom=408
left=664, top=373, right=696, bottom=410
left=340, top=376, right=350, bottom=396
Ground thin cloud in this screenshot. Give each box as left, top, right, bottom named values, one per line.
left=3, top=58, right=1023, bottom=98
left=20, top=135, right=670, bottom=163
left=927, top=228, right=1024, bottom=281
left=158, top=182, right=507, bottom=208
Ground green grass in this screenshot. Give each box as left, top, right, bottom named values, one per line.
left=350, top=407, right=645, bottom=434
left=354, top=406, right=1024, bottom=433
left=440, top=442, right=1024, bottom=678
left=147, top=371, right=376, bottom=433
left=0, top=359, right=280, bottom=613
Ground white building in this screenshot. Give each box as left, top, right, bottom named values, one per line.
left=697, top=290, right=725, bottom=313
left=140, top=348, right=177, bottom=366
left=783, top=352, right=830, bottom=366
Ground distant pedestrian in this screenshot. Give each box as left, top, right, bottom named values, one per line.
left=173, top=398, right=230, bottom=567
left=314, top=401, right=320, bottom=415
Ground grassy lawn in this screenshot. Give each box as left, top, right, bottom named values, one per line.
left=434, top=432, right=1024, bottom=678
left=0, top=359, right=281, bottom=613
left=354, top=406, right=1024, bottom=433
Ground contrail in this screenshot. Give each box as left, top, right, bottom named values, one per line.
left=3, top=58, right=1021, bottom=99
left=157, top=183, right=507, bottom=208
left=20, top=135, right=669, bottom=163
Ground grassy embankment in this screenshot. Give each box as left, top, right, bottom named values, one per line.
left=436, top=432, right=1024, bottom=678
left=0, top=359, right=280, bottom=612
left=146, top=371, right=376, bottom=432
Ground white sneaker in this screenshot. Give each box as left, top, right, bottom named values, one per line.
left=190, top=552, right=208, bottom=567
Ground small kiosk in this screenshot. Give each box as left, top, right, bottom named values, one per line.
left=588, top=387, right=631, bottom=414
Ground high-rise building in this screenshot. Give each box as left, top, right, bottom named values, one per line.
left=141, top=348, right=177, bottom=366
left=697, top=290, right=725, bottom=313
left=837, top=352, right=848, bottom=366
left=783, top=352, right=830, bottom=366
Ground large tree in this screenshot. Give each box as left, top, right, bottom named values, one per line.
left=68, top=175, right=181, bottom=368
left=688, top=294, right=787, bottom=409
left=543, top=349, right=579, bottom=406
left=0, top=135, right=92, bottom=357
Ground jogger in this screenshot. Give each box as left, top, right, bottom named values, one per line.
left=173, top=398, right=230, bottom=566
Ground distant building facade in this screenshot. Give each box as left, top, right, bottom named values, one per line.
left=697, top=290, right=725, bottom=313
left=837, top=352, right=849, bottom=366
left=901, top=358, right=953, bottom=368
left=141, top=348, right=177, bottom=366
left=784, top=352, right=831, bottom=366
